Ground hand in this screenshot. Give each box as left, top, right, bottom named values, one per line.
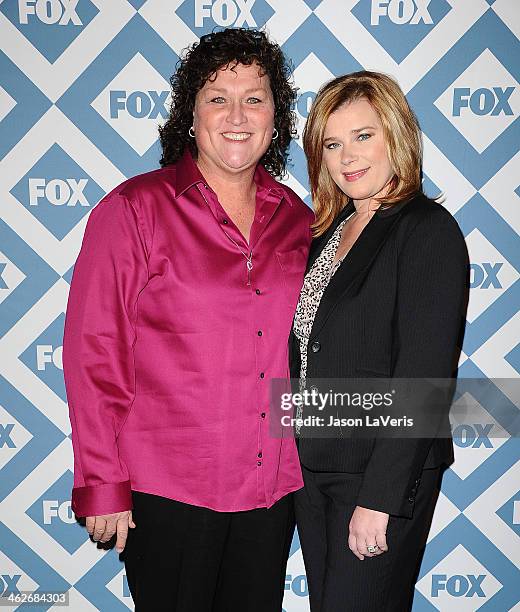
left=348, top=505, right=389, bottom=560
left=86, top=510, right=136, bottom=553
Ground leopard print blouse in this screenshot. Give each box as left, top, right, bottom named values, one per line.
left=293, top=211, right=356, bottom=386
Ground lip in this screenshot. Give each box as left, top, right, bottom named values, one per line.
left=342, top=168, right=369, bottom=182
left=222, top=132, right=252, bottom=141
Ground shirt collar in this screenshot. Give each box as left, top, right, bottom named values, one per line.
left=173, top=149, right=206, bottom=197
left=172, top=148, right=287, bottom=201
left=253, top=163, right=286, bottom=200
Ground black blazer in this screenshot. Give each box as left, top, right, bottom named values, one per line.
left=289, top=192, right=469, bottom=517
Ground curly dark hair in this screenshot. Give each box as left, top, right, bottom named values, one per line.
left=158, top=28, right=297, bottom=179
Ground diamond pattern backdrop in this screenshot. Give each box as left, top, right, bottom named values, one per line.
left=0, top=1, right=519, bottom=610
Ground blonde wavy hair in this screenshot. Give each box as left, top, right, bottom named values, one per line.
left=303, top=71, right=422, bottom=236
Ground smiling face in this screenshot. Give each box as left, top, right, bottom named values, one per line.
left=322, top=98, right=394, bottom=210
left=192, top=62, right=275, bottom=179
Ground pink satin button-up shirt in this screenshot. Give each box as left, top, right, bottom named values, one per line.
left=63, top=150, right=314, bottom=517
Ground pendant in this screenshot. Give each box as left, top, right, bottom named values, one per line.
left=246, top=254, right=253, bottom=286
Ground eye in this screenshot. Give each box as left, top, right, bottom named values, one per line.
left=357, top=133, right=371, bottom=141
left=246, top=97, right=262, bottom=104
left=210, top=96, right=226, bottom=104
left=324, top=142, right=340, bottom=150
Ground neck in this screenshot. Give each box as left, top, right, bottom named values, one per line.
left=353, top=177, right=394, bottom=217
left=352, top=199, right=379, bottom=219
left=196, top=157, right=256, bottom=201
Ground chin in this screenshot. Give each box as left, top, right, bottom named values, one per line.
left=339, top=183, right=372, bottom=201
left=222, top=156, right=257, bottom=171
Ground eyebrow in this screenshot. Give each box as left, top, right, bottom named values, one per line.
left=323, top=126, right=377, bottom=142
left=203, top=87, right=267, bottom=94
left=352, top=125, right=376, bottom=133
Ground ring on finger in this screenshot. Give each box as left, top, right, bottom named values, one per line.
left=367, top=545, right=379, bottom=553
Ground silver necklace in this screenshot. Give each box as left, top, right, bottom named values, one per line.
left=223, top=231, right=253, bottom=285
left=199, top=186, right=253, bottom=285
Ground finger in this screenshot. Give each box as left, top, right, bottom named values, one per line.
left=376, top=531, right=388, bottom=553
left=99, top=519, right=117, bottom=543
left=357, top=540, right=374, bottom=558
left=348, top=534, right=364, bottom=561
left=92, top=517, right=107, bottom=541
left=365, top=541, right=379, bottom=557
left=115, top=519, right=129, bottom=553
left=86, top=516, right=95, bottom=536
left=129, top=510, right=136, bottom=529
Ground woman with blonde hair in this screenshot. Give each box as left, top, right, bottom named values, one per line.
left=290, top=71, right=468, bottom=610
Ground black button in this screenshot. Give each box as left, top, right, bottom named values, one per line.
left=257, top=452, right=262, bottom=458
left=260, top=372, right=265, bottom=379
left=222, top=219, right=228, bottom=225
left=311, top=341, right=321, bottom=353
left=257, top=461, right=262, bottom=466
left=257, top=330, right=263, bottom=336
left=255, top=289, right=261, bottom=295
left=408, top=496, right=415, bottom=503
left=260, top=412, right=266, bottom=418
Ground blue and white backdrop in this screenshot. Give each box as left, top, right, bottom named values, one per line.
left=0, top=0, right=519, bottom=610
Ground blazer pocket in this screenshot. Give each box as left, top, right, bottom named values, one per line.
left=355, top=367, right=390, bottom=378
left=276, top=247, right=307, bottom=311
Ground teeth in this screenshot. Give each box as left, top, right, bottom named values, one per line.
left=223, top=133, right=250, bottom=141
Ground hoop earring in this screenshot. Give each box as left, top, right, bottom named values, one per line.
left=188, top=126, right=195, bottom=138
left=272, top=128, right=278, bottom=140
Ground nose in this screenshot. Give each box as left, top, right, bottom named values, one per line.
left=226, top=100, right=247, bottom=126
left=340, top=143, right=357, bottom=166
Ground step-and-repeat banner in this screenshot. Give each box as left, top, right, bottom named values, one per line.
left=0, top=1, right=519, bottom=610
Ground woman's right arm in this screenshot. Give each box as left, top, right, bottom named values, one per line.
left=63, top=192, right=149, bottom=520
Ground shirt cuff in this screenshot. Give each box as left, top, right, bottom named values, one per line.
left=71, top=480, right=132, bottom=517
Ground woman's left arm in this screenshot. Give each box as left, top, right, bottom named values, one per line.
left=356, top=208, right=469, bottom=518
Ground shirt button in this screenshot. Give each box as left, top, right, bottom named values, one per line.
left=257, top=461, right=262, bottom=466
left=260, top=412, right=266, bottom=418
left=257, top=452, right=262, bottom=458
left=260, top=372, right=265, bottom=379
left=255, top=289, right=261, bottom=295
left=222, top=219, right=228, bottom=225
left=257, top=330, right=263, bottom=336
left=311, top=341, right=321, bottom=353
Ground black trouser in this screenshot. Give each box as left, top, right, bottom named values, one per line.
left=295, top=466, right=442, bottom=612
left=121, top=491, right=295, bottom=611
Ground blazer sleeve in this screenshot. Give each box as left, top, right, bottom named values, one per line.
left=356, top=208, right=468, bottom=518
left=63, top=193, right=149, bottom=518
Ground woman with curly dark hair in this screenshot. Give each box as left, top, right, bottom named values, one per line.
left=63, top=28, right=313, bottom=611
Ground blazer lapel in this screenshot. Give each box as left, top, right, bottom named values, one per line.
left=309, top=206, right=405, bottom=341
left=289, top=202, right=356, bottom=374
